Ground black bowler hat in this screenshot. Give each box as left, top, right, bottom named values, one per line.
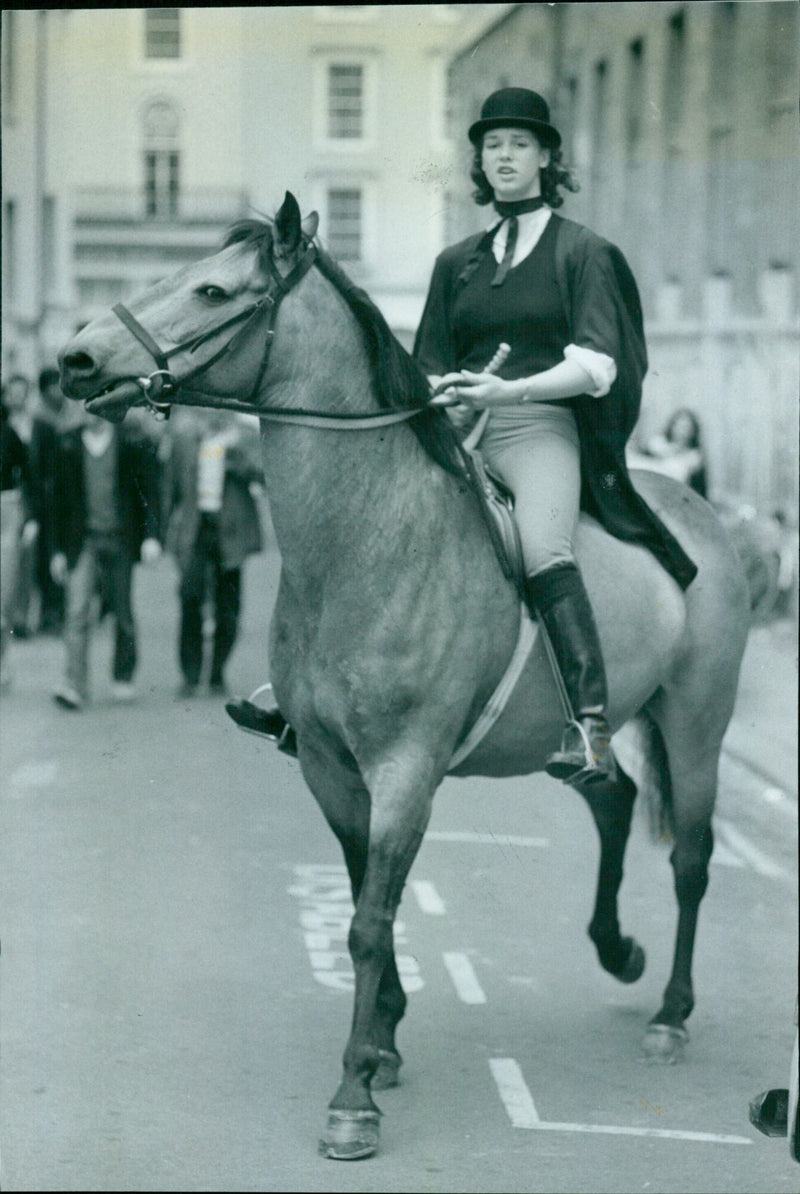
left=468, top=87, right=561, bottom=149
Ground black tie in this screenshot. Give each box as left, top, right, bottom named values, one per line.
left=490, top=196, right=545, bottom=288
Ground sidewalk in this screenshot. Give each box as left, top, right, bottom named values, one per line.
left=724, top=616, right=798, bottom=799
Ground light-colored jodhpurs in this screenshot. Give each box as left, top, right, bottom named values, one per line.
left=479, top=403, right=581, bottom=578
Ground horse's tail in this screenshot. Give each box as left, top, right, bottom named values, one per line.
left=624, top=710, right=675, bottom=845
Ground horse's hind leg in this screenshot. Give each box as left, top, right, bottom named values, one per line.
left=579, top=761, right=646, bottom=984
left=641, top=690, right=730, bottom=1064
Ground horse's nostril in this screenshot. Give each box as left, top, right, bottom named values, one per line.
left=63, top=350, right=97, bottom=376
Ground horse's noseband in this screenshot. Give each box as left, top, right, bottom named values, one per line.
left=109, top=242, right=318, bottom=419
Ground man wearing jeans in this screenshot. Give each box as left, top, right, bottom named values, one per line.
left=51, top=411, right=162, bottom=710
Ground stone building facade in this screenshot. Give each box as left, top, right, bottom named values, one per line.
left=0, top=5, right=493, bottom=375
left=447, top=2, right=799, bottom=521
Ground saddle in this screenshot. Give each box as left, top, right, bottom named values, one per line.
left=456, top=410, right=525, bottom=595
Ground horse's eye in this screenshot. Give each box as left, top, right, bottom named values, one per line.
left=197, top=285, right=229, bottom=303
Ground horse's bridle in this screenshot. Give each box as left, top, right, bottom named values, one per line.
left=109, top=240, right=427, bottom=430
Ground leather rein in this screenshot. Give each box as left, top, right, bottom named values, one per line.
left=110, top=240, right=426, bottom=431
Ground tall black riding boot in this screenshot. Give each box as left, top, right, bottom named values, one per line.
left=524, top=563, right=617, bottom=787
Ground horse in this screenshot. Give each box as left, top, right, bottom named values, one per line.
left=58, top=192, right=750, bottom=1161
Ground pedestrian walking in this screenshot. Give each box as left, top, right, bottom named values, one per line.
left=50, top=410, right=162, bottom=710
left=1, top=399, right=38, bottom=689
left=165, top=408, right=263, bottom=698
left=2, top=374, right=38, bottom=638
left=30, top=367, right=79, bottom=635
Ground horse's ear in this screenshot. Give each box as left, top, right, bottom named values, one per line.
left=302, top=211, right=319, bottom=240
left=274, top=191, right=303, bottom=256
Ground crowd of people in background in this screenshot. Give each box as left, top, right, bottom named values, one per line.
left=1, top=364, right=795, bottom=704
left=0, top=367, right=264, bottom=703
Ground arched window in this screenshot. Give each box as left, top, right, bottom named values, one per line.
left=142, top=99, right=180, bottom=219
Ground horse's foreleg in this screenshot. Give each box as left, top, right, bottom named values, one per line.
left=579, top=761, right=646, bottom=984
left=320, top=750, right=438, bottom=1160
left=336, top=831, right=406, bottom=1090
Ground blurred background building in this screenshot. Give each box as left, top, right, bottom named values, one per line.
left=2, top=3, right=798, bottom=528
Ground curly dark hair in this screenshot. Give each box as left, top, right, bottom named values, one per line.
left=470, top=140, right=580, bottom=209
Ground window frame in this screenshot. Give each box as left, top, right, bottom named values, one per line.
left=144, top=7, right=182, bottom=61
left=312, top=54, right=378, bottom=152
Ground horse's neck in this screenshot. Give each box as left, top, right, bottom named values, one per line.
left=260, top=416, right=457, bottom=600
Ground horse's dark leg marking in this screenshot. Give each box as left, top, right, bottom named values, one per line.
left=337, top=831, right=406, bottom=1090
left=648, top=814, right=713, bottom=1031
left=578, top=760, right=646, bottom=983
left=641, top=686, right=729, bottom=1063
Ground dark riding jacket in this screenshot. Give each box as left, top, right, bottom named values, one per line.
left=413, top=213, right=698, bottom=590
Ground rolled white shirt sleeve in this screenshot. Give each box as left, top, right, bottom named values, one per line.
left=563, top=343, right=618, bottom=397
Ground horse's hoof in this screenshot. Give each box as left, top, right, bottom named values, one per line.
left=617, top=940, right=646, bottom=984
left=318, top=1109, right=380, bottom=1160
left=373, top=1049, right=402, bottom=1090
left=640, top=1023, right=689, bottom=1065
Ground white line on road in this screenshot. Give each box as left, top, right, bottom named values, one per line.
left=761, top=786, right=797, bottom=818
left=410, top=879, right=446, bottom=915
left=443, top=952, right=487, bottom=1004
left=489, top=1059, right=752, bottom=1145
left=426, top=830, right=550, bottom=848
left=715, top=817, right=792, bottom=882
left=8, top=759, right=59, bottom=794
left=711, top=840, right=746, bottom=869
left=489, top=1058, right=540, bottom=1126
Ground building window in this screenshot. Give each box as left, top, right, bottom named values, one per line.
left=1, top=9, right=17, bottom=120
left=42, top=196, right=56, bottom=290
left=145, top=8, right=181, bottom=60
left=3, top=199, right=16, bottom=305
left=709, top=3, right=736, bottom=124
left=664, top=10, right=686, bottom=133
left=142, top=100, right=180, bottom=218
left=328, top=64, right=364, bottom=140
left=625, top=38, right=646, bottom=155
left=327, top=188, right=362, bottom=262
left=144, top=151, right=180, bottom=218
left=589, top=59, right=608, bottom=224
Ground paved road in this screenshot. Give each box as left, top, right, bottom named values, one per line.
left=1, top=547, right=797, bottom=1192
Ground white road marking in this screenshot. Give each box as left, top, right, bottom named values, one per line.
left=8, top=759, right=59, bottom=792
left=289, top=864, right=424, bottom=993
left=761, top=786, right=797, bottom=818
left=443, top=952, right=486, bottom=1004
left=426, top=830, right=550, bottom=848
left=715, top=817, right=792, bottom=882
left=710, top=840, right=746, bottom=869
left=489, top=1058, right=540, bottom=1127
left=410, top=879, right=446, bottom=915
left=490, top=1059, right=752, bottom=1145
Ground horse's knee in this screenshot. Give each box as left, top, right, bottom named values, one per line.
left=670, top=824, right=713, bottom=905
left=348, top=916, right=392, bottom=968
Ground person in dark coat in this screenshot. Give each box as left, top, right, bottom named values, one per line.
left=1, top=399, right=38, bottom=687
left=165, top=408, right=263, bottom=697
left=50, top=411, right=162, bottom=709
left=30, top=368, right=77, bottom=634
left=413, top=87, right=697, bottom=788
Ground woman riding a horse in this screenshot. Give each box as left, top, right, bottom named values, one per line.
left=237, top=87, right=698, bottom=788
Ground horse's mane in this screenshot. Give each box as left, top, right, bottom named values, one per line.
left=224, top=218, right=463, bottom=476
